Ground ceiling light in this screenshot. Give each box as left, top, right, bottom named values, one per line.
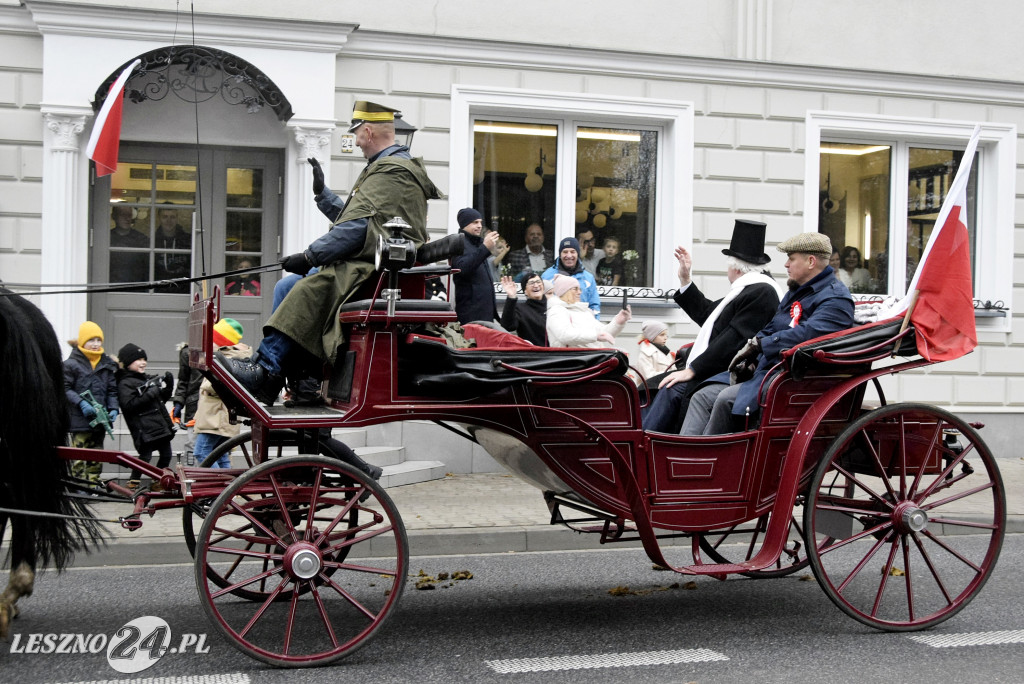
left=820, top=144, right=890, bottom=156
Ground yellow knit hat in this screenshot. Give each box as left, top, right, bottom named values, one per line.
left=78, top=321, right=103, bottom=347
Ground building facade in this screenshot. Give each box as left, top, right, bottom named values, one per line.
left=1, top=0, right=1022, bottom=458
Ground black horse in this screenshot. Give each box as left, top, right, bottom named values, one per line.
left=0, top=287, right=103, bottom=635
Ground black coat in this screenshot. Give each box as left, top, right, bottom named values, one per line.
left=173, top=345, right=204, bottom=421
left=451, top=230, right=497, bottom=325
left=63, top=348, right=119, bottom=433
left=500, top=295, right=547, bottom=346
left=674, top=281, right=780, bottom=383
left=117, top=369, right=175, bottom=448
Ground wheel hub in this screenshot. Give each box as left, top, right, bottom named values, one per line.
left=283, top=542, right=323, bottom=580
left=893, top=501, right=928, bottom=533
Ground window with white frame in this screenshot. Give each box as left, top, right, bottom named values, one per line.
left=805, top=113, right=1015, bottom=326
left=450, top=86, right=693, bottom=296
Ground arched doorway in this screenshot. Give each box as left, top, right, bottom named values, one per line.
left=88, top=46, right=290, bottom=366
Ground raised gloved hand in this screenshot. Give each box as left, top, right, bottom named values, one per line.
left=79, top=400, right=96, bottom=419
left=308, top=157, right=324, bottom=195
left=172, top=402, right=183, bottom=421
left=281, top=252, right=313, bottom=276
left=729, top=337, right=761, bottom=385
left=163, top=371, right=174, bottom=388
left=108, top=409, right=118, bottom=424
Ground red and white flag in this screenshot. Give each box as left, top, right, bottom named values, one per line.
left=883, top=126, right=980, bottom=361
left=86, top=59, right=141, bottom=177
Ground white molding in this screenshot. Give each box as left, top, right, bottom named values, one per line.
left=346, top=30, right=1024, bottom=107
left=450, top=85, right=693, bottom=293
left=0, top=4, right=38, bottom=34
left=736, top=0, right=772, bottom=61
left=803, top=111, right=1016, bottom=332
left=24, top=0, right=357, bottom=52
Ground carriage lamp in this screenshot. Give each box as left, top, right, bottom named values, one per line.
left=376, top=216, right=418, bottom=316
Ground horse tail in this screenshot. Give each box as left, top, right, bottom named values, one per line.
left=0, top=288, right=104, bottom=571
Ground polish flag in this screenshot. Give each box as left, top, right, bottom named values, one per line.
left=86, top=59, right=141, bottom=177
left=883, top=126, right=980, bottom=361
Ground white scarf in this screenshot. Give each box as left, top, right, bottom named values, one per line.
left=687, top=271, right=780, bottom=368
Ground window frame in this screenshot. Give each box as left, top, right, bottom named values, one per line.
left=450, top=85, right=694, bottom=296
left=804, top=112, right=1016, bottom=330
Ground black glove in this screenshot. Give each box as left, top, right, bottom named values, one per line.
left=163, top=371, right=174, bottom=388
left=308, top=157, right=324, bottom=195
left=729, top=337, right=761, bottom=385
left=281, top=252, right=312, bottom=276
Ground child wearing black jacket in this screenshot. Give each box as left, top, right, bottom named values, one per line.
left=116, top=343, right=175, bottom=490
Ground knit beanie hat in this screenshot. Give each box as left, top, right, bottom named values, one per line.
left=78, top=321, right=104, bottom=347
left=552, top=274, right=579, bottom=297
left=642, top=320, right=668, bottom=342
left=212, top=317, right=244, bottom=347
left=118, top=343, right=147, bottom=368
left=542, top=279, right=554, bottom=294
left=558, top=236, right=581, bottom=255
left=457, top=207, right=483, bottom=229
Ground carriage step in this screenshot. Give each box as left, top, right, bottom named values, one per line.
left=355, top=445, right=405, bottom=467
left=378, top=460, right=446, bottom=487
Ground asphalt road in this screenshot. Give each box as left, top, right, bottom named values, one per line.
left=4, top=535, right=1024, bottom=684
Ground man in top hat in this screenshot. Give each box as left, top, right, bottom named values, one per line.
left=680, top=230, right=855, bottom=435
left=644, top=219, right=782, bottom=433
left=221, top=99, right=443, bottom=404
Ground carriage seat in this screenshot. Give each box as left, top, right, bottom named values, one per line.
left=785, top=316, right=918, bottom=379
left=397, top=333, right=629, bottom=399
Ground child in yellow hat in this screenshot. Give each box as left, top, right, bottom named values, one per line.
left=63, top=321, right=119, bottom=485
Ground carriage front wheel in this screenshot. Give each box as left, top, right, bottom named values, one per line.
left=804, top=403, right=1005, bottom=631
left=194, top=455, right=408, bottom=667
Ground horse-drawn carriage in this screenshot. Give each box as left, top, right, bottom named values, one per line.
left=5, top=227, right=1002, bottom=668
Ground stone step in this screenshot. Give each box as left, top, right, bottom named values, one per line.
left=379, top=460, right=447, bottom=488
left=354, top=445, right=405, bottom=467
left=332, top=428, right=367, bottom=448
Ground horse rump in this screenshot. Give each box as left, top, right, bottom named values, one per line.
left=0, top=287, right=104, bottom=571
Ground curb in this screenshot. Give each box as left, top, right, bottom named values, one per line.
left=70, top=515, right=1024, bottom=568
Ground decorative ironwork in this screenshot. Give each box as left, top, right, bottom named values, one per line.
left=92, top=45, right=293, bottom=122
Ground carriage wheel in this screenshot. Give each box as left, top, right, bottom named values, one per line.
left=804, top=403, right=1005, bottom=631
left=697, top=504, right=830, bottom=579
left=194, top=455, right=408, bottom=667
left=184, top=430, right=312, bottom=558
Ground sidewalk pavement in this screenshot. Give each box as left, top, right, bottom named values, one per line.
left=78, top=458, right=1024, bottom=568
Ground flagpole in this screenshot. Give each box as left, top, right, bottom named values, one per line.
left=891, top=289, right=918, bottom=357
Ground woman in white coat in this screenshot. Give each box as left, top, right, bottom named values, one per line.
left=546, top=274, right=631, bottom=348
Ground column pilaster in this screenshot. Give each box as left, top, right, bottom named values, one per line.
left=285, top=122, right=335, bottom=255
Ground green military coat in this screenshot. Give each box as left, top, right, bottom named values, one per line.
left=266, top=155, right=443, bottom=364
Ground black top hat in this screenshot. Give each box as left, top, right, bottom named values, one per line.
left=721, top=219, right=771, bottom=265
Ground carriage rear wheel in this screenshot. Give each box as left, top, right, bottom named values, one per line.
left=804, top=403, right=1005, bottom=631
left=194, top=455, right=408, bottom=667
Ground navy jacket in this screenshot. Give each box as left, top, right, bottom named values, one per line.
left=451, top=229, right=498, bottom=324
left=63, top=348, right=119, bottom=433
left=731, top=266, right=854, bottom=417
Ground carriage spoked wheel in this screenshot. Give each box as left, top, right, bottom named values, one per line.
left=194, top=455, right=408, bottom=667
left=804, top=403, right=1005, bottom=631
left=183, top=432, right=359, bottom=603
left=697, top=504, right=831, bottom=579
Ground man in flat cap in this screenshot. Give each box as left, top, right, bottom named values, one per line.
left=222, top=100, right=442, bottom=404
left=644, top=220, right=781, bottom=433
left=680, top=231, right=854, bottom=435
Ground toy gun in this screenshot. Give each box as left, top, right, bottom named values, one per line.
left=80, top=390, right=114, bottom=439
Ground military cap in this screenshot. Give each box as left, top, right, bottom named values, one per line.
left=348, top=100, right=400, bottom=132
left=777, top=232, right=832, bottom=258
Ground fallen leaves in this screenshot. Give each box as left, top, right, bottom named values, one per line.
left=412, top=568, right=474, bottom=590
left=607, top=581, right=697, bottom=596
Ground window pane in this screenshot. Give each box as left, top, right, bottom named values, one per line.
left=225, top=211, right=262, bottom=252
left=108, top=203, right=149, bottom=283
left=227, top=167, right=263, bottom=208
left=225, top=254, right=262, bottom=296
left=818, top=143, right=891, bottom=294
left=906, top=147, right=977, bottom=289
left=152, top=203, right=193, bottom=293
left=472, top=121, right=557, bottom=278
left=576, top=127, right=657, bottom=288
